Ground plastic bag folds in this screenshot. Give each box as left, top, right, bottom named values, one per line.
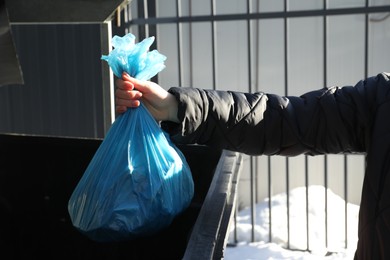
left=68, top=33, right=194, bottom=242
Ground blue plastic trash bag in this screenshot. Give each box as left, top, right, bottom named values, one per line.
left=67, top=33, right=194, bottom=242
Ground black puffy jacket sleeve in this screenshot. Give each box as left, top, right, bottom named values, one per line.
left=161, top=74, right=390, bottom=156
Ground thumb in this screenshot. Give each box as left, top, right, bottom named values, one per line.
left=122, top=73, right=150, bottom=93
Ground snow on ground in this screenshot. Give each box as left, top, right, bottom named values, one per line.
left=224, top=185, right=359, bottom=259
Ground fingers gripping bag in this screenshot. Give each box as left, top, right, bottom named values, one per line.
left=67, top=33, right=194, bottom=242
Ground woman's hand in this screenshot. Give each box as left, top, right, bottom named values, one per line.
left=115, top=73, right=179, bottom=122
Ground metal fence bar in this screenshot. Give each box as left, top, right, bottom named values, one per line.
left=283, top=0, right=291, bottom=249
left=188, top=0, right=193, bottom=87
left=246, top=0, right=257, bottom=243
left=364, top=0, right=369, bottom=79
left=305, top=156, right=309, bottom=251
left=211, top=0, right=217, bottom=90
left=324, top=156, right=329, bottom=249
left=128, top=5, right=390, bottom=25
left=136, top=0, right=148, bottom=38
left=268, top=156, right=272, bottom=243
left=344, top=155, right=348, bottom=249
left=176, top=0, right=183, bottom=86
left=323, top=0, right=329, bottom=251
left=286, top=157, right=290, bottom=248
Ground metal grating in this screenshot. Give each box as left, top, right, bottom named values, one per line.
left=115, top=0, right=390, bottom=254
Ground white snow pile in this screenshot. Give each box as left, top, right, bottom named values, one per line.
left=225, top=185, right=360, bottom=259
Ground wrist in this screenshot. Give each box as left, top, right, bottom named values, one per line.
left=166, top=93, right=179, bottom=123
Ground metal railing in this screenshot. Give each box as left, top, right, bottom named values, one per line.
left=115, top=0, right=390, bottom=254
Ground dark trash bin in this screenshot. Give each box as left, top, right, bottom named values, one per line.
left=0, top=133, right=242, bottom=260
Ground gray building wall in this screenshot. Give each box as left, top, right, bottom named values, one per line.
left=0, top=23, right=114, bottom=138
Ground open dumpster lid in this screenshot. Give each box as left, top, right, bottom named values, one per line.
left=0, top=0, right=130, bottom=87
left=6, top=0, right=130, bottom=24
left=0, top=0, right=23, bottom=86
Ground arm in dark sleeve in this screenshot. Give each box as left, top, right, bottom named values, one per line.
left=162, top=73, right=389, bottom=156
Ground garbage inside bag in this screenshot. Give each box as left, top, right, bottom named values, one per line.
left=68, top=33, right=194, bottom=242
